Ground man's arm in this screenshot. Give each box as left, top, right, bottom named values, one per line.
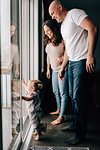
left=80, top=17, right=98, bottom=73
left=59, top=48, right=69, bottom=80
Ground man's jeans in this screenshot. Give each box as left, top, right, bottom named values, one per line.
left=68, top=59, right=89, bottom=139
left=52, top=70, right=68, bottom=116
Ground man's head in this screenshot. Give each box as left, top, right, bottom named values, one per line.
left=49, top=0, right=67, bottom=23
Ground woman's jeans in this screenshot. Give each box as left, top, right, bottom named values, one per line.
left=68, top=59, right=89, bottom=139
left=52, top=70, right=68, bottom=117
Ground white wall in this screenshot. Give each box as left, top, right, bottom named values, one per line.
left=1, top=0, right=11, bottom=70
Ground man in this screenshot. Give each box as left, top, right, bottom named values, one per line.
left=10, top=24, right=19, bottom=79
left=49, top=0, right=98, bottom=145
left=10, top=24, right=20, bottom=135
left=1, top=24, right=19, bottom=77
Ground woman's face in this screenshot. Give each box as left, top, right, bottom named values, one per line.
left=43, top=25, right=54, bottom=39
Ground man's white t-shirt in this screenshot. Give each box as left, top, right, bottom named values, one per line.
left=61, top=9, right=88, bottom=61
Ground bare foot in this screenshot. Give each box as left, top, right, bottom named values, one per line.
left=12, top=128, right=19, bottom=135
left=49, top=110, right=60, bottom=115
left=33, top=130, right=37, bottom=135
left=34, top=133, right=40, bottom=141
left=51, top=116, right=64, bottom=125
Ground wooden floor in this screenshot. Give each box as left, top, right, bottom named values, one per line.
left=30, top=105, right=100, bottom=150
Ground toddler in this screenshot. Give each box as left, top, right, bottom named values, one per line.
left=22, top=79, right=47, bottom=141
left=11, top=79, right=20, bottom=135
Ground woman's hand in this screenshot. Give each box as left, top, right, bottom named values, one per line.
left=55, top=57, right=63, bottom=65
left=46, top=70, right=51, bottom=79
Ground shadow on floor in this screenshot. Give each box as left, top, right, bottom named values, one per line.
left=30, top=106, right=100, bottom=150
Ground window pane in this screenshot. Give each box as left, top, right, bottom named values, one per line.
left=1, top=0, right=22, bottom=149
left=0, top=0, right=39, bottom=149
left=1, top=0, right=13, bottom=149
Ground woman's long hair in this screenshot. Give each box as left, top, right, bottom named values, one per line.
left=43, top=20, right=63, bottom=46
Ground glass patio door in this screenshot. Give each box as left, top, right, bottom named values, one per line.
left=0, top=0, right=40, bottom=149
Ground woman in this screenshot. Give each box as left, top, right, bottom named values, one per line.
left=43, top=20, right=68, bottom=125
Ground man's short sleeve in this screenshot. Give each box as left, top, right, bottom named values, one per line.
left=70, top=9, right=88, bottom=26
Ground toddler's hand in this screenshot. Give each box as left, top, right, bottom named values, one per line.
left=22, top=78, right=25, bottom=84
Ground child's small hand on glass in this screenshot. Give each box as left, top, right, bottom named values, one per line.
left=22, top=78, right=25, bottom=84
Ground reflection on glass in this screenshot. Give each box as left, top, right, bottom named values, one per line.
left=10, top=2, right=21, bottom=145
left=10, top=25, right=19, bottom=79
left=1, top=24, right=19, bottom=77
left=11, top=79, right=20, bottom=135
left=10, top=23, right=20, bottom=140
left=1, top=0, right=21, bottom=149
left=1, top=0, right=35, bottom=149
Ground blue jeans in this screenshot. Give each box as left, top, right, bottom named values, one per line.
left=68, top=59, right=89, bottom=139
left=52, top=70, right=68, bottom=116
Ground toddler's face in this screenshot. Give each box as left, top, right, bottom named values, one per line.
left=12, top=80, right=23, bottom=94
left=12, top=80, right=20, bottom=94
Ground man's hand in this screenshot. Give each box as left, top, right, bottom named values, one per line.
left=86, top=55, right=95, bottom=73
left=59, top=69, right=65, bottom=80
